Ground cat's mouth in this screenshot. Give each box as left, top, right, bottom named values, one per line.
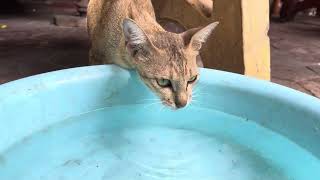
left=162, top=99, right=190, bottom=110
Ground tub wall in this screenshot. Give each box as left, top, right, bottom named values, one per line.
left=0, top=66, right=319, bottom=158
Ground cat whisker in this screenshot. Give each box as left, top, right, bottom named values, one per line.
left=193, top=89, right=200, bottom=94
left=190, top=98, right=201, bottom=106
left=193, top=86, right=207, bottom=91
left=193, top=85, right=209, bottom=94
left=192, top=94, right=200, bottom=98
left=137, top=98, right=159, bottom=104
left=191, top=99, right=199, bottom=103
left=192, top=92, right=202, bottom=97
left=191, top=99, right=198, bottom=103
left=197, top=92, right=210, bottom=95
left=143, top=101, right=162, bottom=109
left=140, top=98, right=159, bottom=101
left=196, top=83, right=209, bottom=88
left=192, top=92, right=210, bottom=97
left=157, top=104, right=166, bottom=113
left=193, top=88, right=201, bottom=93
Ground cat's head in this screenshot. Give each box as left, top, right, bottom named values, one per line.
left=123, top=18, right=218, bottom=109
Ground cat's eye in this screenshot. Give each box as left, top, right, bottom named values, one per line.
left=157, top=78, right=171, bottom=87
left=188, top=75, right=198, bottom=83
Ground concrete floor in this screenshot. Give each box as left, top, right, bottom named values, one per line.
left=270, top=16, right=320, bottom=97
left=0, top=15, right=88, bottom=84
left=0, top=15, right=320, bottom=97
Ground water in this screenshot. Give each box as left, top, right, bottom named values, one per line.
left=0, top=105, right=320, bottom=180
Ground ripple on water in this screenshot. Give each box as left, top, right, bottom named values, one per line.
left=0, top=105, right=318, bottom=180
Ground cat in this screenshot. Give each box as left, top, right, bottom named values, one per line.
left=87, top=0, right=218, bottom=109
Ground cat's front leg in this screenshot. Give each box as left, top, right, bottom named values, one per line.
left=89, top=48, right=113, bottom=65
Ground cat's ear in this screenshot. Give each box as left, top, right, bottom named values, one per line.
left=181, top=22, right=219, bottom=51
left=123, top=18, right=153, bottom=57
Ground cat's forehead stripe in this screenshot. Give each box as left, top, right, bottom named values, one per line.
left=143, top=31, right=197, bottom=80
left=150, top=32, right=184, bottom=50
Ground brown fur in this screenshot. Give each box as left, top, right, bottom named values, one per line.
left=87, top=0, right=218, bottom=109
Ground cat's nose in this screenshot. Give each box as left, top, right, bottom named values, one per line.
left=176, top=101, right=187, bottom=108
left=175, top=94, right=188, bottom=108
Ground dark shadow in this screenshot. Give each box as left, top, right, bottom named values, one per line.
left=0, top=15, right=89, bottom=84
left=0, top=0, right=24, bottom=14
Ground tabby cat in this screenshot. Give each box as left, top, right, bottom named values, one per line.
left=87, top=0, right=218, bottom=109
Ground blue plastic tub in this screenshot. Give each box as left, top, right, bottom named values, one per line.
left=0, top=65, right=320, bottom=180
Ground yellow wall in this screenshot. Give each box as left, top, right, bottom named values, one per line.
left=152, top=0, right=271, bottom=80
left=242, top=0, right=271, bottom=80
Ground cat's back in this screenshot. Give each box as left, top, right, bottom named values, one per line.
left=87, top=0, right=128, bottom=36
left=87, top=0, right=155, bottom=36
left=87, top=0, right=131, bottom=65
left=87, top=0, right=157, bottom=67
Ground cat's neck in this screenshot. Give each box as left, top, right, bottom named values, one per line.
left=128, top=1, right=165, bottom=34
